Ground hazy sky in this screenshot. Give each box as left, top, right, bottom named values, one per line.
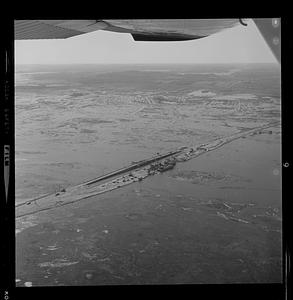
left=15, top=19, right=277, bottom=65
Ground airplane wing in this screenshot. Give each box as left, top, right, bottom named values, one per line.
left=14, top=19, right=240, bottom=41
left=14, top=19, right=281, bottom=63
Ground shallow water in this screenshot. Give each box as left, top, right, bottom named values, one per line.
left=15, top=63, right=281, bottom=285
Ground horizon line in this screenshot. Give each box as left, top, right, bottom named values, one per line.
left=15, top=62, right=278, bottom=65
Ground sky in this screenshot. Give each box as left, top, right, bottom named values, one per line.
left=14, top=19, right=277, bottom=65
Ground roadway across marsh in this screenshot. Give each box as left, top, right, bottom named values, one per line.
left=16, top=121, right=280, bottom=219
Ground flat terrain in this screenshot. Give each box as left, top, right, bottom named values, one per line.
left=15, top=63, right=281, bottom=285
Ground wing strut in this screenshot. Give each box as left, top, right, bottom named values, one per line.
left=253, top=18, right=281, bottom=64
